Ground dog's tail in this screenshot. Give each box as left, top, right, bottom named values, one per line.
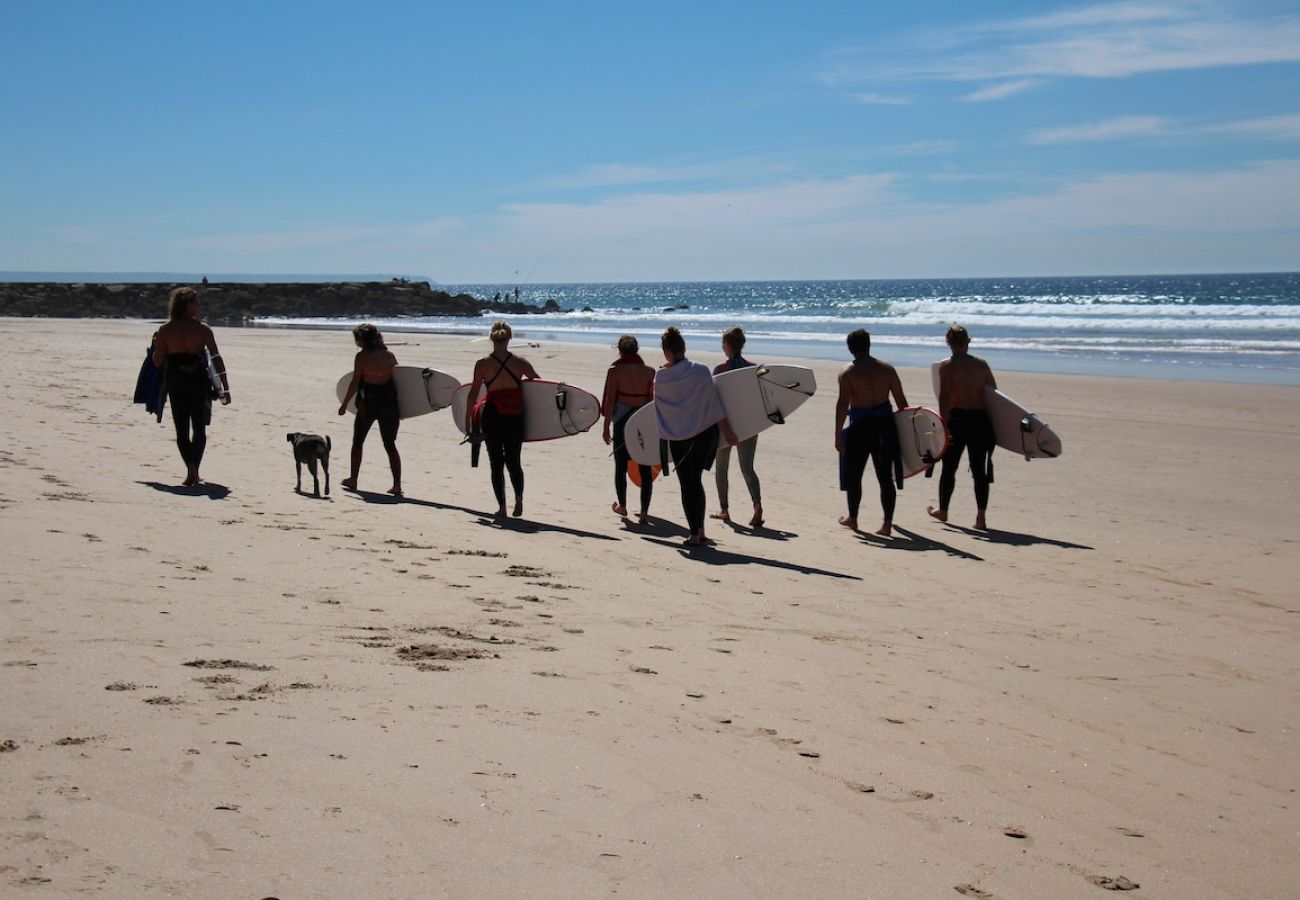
left=325, top=435, right=332, bottom=453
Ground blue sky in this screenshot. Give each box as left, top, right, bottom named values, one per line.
left=3, top=1, right=1299, bottom=281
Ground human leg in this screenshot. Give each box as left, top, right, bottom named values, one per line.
left=343, top=411, right=374, bottom=489
left=711, top=444, right=732, bottom=520
left=868, top=439, right=897, bottom=536
left=378, top=414, right=401, bottom=495
left=840, top=424, right=869, bottom=529
left=736, top=435, right=762, bottom=524
left=612, top=413, right=631, bottom=514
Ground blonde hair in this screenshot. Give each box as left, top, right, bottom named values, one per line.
left=489, top=320, right=512, bottom=343
left=168, top=287, right=198, bottom=321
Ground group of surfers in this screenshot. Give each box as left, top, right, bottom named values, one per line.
left=150, top=287, right=998, bottom=544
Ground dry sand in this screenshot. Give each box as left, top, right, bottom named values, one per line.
left=2, top=317, right=1297, bottom=898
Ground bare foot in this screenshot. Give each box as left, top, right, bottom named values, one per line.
left=341, top=478, right=358, bottom=491
left=512, top=500, right=523, bottom=518
left=387, top=486, right=402, bottom=497
left=838, top=516, right=858, bottom=530
left=636, top=511, right=649, bottom=524
left=494, top=506, right=507, bottom=518
left=709, top=509, right=730, bottom=521
left=612, top=501, right=628, bottom=517
left=749, top=505, right=764, bottom=528
left=685, top=533, right=706, bottom=546
left=927, top=505, right=948, bottom=523
left=974, top=513, right=988, bottom=530
left=875, top=520, right=892, bottom=537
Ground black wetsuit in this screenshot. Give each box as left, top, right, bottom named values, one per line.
left=841, top=404, right=900, bottom=522
left=611, top=381, right=653, bottom=514
left=938, top=408, right=995, bottom=512
left=165, top=353, right=210, bottom=470
left=669, top=424, right=719, bottom=535
left=353, top=379, right=400, bottom=453
left=483, top=355, right=525, bottom=509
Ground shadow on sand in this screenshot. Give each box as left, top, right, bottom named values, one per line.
left=641, top=536, right=861, bottom=580
left=853, top=525, right=984, bottom=561
left=345, top=489, right=619, bottom=542
left=943, top=523, right=1094, bottom=550
left=138, top=481, right=231, bottom=500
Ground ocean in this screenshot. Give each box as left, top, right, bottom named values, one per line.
left=259, top=273, right=1300, bottom=386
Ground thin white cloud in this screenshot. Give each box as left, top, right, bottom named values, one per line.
left=961, top=79, right=1040, bottom=102
left=1028, top=114, right=1171, bottom=144
left=855, top=92, right=911, bottom=106
left=1211, top=113, right=1300, bottom=141
left=1026, top=111, right=1300, bottom=144
left=532, top=160, right=792, bottom=192
left=824, top=3, right=1300, bottom=87
left=437, top=161, right=1300, bottom=280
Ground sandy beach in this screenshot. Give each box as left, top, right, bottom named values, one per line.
left=2, top=317, right=1297, bottom=898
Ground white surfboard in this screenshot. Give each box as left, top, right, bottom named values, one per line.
left=336, top=366, right=460, bottom=419
left=450, top=380, right=600, bottom=442
left=204, top=349, right=225, bottom=398
left=931, top=362, right=1061, bottom=459
left=894, top=406, right=948, bottom=478
left=624, top=364, right=817, bottom=466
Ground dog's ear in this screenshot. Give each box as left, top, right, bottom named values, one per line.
left=286, top=433, right=296, bottom=442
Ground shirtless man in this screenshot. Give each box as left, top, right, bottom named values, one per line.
left=928, top=325, right=997, bottom=530
left=834, top=328, right=907, bottom=536
left=152, top=287, right=230, bottom=486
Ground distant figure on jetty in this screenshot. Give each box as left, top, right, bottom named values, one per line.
left=152, top=287, right=230, bottom=486
left=929, top=325, right=997, bottom=530
left=835, top=328, right=906, bottom=536
left=654, top=327, right=737, bottom=547
left=465, top=320, right=538, bottom=517
left=602, top=334, right=656, bottom=522
left=338, top=324, right=402, bottom=496
left=710, top=326, right=763, bottom=528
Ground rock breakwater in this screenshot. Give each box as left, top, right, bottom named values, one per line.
left=0, top=281, right=566, bottom=325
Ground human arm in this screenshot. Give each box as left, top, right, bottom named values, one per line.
left=890, top=367, right=907, bottom=411
left=463, top=361, right=484, bottom=434
left=601, top=367, right=616, bottom=444
left=151, top=326, right=168, bottom=368
left=339, top=357, right=362, bottom=416
left=719, top=417, right=738, bottom=447
left=937, top=363, right=952, bottom=420
left=517, top=356, right=541, bottom=381
left=834, top=370, right=849, bottom=453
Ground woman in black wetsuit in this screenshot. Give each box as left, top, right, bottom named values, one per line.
left=601, top=334, right=656, bottom=522
left=152, top=287, right=230, bottom=486
left=464, top=320, right=539, bottom=517
left=338, top=323, right=402, bottom=496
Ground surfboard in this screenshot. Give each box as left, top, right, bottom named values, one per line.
left=627, top=459, right=661, bottom=487
left=204, top=349, right=225, bottom=399
left=336, top=366, right=460, bottom=419
left=450, top=380, right=600, bottom=442
left=623, top=364, right=818, bottom=467
left=895, top=406, right=948, bottom=478
left=931, top=362, right=1062, bottom=459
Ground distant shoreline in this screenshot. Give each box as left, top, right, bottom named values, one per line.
left=0, top=280, right=567, bottom=326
